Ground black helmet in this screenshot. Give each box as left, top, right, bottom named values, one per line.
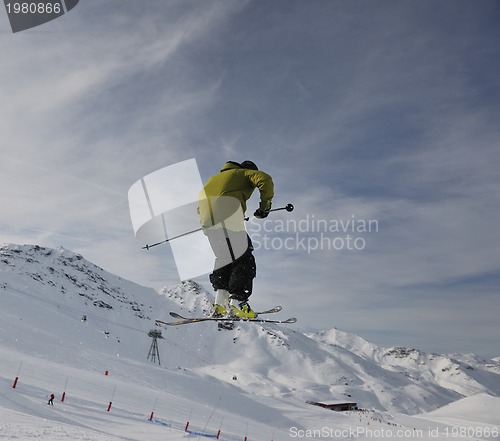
left=220, top=161, right=241, bottom=171
left=241, top=160, right=258, bottom=170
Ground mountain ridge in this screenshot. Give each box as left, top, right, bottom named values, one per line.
left=1, top=242, right=499, bottom=420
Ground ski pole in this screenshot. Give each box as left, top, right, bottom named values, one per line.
left=143, top=203, right=294, bottom=250
left=244, top=203, right=294, bottom=220
left=142, top=228, right=203, bottom=250
left=270, top=203, right=294, bottom=213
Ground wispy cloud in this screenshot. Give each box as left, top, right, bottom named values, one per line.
left=1, top=0, right=498, bottom=357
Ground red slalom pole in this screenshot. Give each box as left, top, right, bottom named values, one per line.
left=12, top=362, right=23, bottom=389
left=149, top=396, right=158, bottom=422
left=61, top=377, right=68, bottom=402
left=185, top=408, right=192, bottom=432
left=107, top=385, right=116, bottom=412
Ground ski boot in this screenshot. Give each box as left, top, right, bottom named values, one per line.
left=229, top=298, right=257, bottom=319
left=211, top=289, right=230, bottom=318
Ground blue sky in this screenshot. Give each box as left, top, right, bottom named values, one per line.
left=1, top=0, right=499, bottom=357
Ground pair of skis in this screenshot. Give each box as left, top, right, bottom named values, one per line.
left=156, top=305, right=296, bottom=326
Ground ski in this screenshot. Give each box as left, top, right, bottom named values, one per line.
left=156, top=316, right=297, bottom=326
left=155, top=305, right=293, bottom=326
left=169, top=305, right=282, bottom=321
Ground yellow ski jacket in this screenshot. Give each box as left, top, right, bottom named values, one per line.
left=199, top=162, right=274, bottom=229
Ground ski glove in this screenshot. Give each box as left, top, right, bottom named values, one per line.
left=254, top=201, right=271, bottom=219
left=254, top=208, right=269, bottom=219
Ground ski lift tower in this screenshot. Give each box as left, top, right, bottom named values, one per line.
left=147, top=330, right=163, bottom=365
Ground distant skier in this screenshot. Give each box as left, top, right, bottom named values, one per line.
left=48, top=393, right=55, bottom=406
left=199, top=160, right=274, bottom=319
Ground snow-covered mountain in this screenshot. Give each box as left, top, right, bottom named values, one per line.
left=1, top=243, right=499, bottom=440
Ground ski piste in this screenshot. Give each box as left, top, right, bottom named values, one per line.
left=156, top=305, right=297, bottom=326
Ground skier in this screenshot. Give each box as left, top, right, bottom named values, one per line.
left=199, top=160, right=274, bottom=319
left=48, top=393, right=54, bottom=406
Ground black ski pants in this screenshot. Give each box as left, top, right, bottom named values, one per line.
left=206, top=230, right=256, bottom=302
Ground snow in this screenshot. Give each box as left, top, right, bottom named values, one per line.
left=0, top=243, right=499, bottom=440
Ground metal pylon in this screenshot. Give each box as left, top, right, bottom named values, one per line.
left=147, top=330, right=163, bottom=365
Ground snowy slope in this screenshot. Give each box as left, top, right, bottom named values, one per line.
left=310, top=328, right=500, bottom=413
left=1, top=243, right=499, bottom=440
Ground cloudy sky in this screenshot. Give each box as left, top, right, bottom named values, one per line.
left=1, top=0, right=499, bottom=357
